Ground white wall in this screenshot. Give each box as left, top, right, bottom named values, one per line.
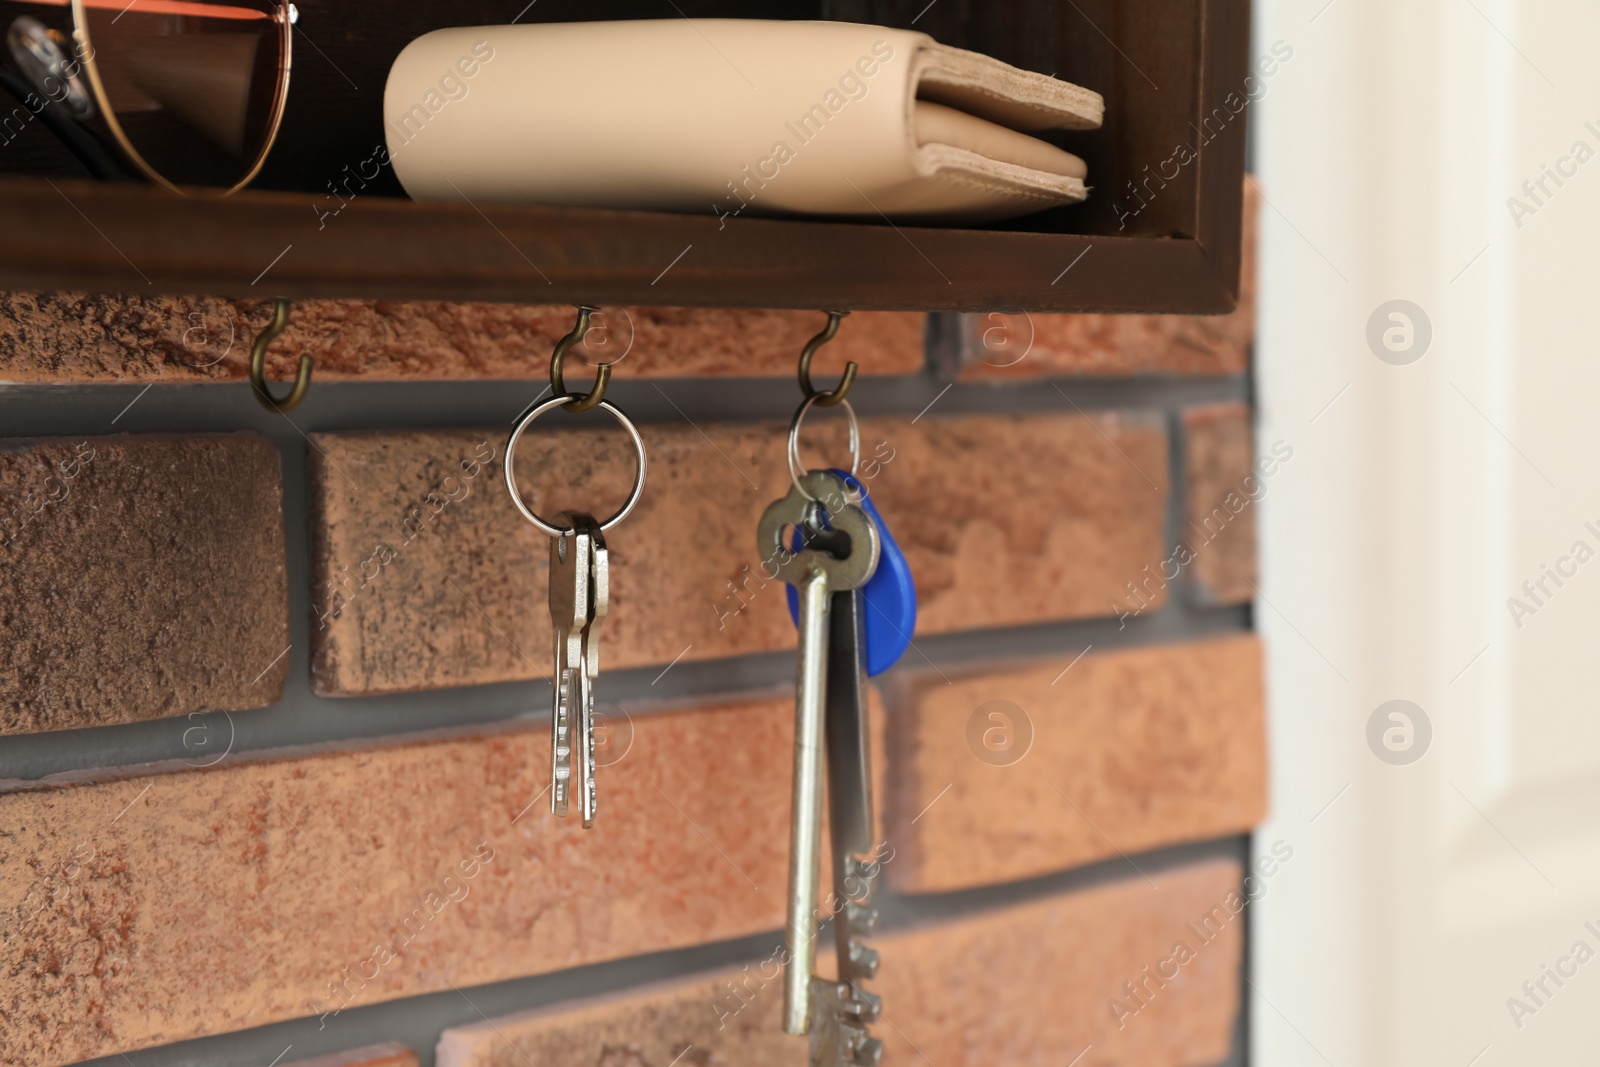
left=1253, top=0, right=1600, bottom=1062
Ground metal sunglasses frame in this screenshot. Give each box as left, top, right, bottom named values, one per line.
left=34, top=0, right=293, bottom=194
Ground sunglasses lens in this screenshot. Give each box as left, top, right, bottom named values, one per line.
left=81, top=0, right=284, bottom=187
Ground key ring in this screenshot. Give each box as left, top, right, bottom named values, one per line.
left=505, top=396, right=648, bottom=537
left=787, top=394, right=860, bottom=501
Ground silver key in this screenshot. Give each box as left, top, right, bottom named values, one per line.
left=579, top=516, right=609, bottom=827
left=548, top=514, right=608, bottom=828
left=811, top=588, right=884, bottom=1067
left=757, top=471, right=879, bottom=1036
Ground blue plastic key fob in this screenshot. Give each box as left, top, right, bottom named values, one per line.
left=786, top=470, right=916, bottom=676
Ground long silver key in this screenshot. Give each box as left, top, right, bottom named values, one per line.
left=757, top=471, right=879, bottom=1036
left=576, top=514, right=608, bottom=827
left=548, top=514, right=608, bottom=828
left=811, top=587, right=884, bottom=1067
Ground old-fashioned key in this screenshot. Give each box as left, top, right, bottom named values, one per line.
left=547, top=513, right=608, bottom=828
left=810, top=586, right=886, bottom=1067
left=757, top=470, right=880, bottom=1038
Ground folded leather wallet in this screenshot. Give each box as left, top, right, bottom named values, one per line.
left=383, top=19, right=1104, bottom=223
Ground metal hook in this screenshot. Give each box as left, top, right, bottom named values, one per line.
left=248, top=298, right=313, bottom=413
left=550, top=305, right=611, bottom=414
left=797, top=310, right=855, bottom=407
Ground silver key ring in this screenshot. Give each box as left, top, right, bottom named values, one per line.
left=505, top=396, right=648, bottom=537
left=787, top=394, right=860, bottom=501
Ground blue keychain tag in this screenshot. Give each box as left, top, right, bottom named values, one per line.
left=786, top=469, right=916, bottom=676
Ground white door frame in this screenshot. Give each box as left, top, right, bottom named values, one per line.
left=1249, top=0, right=1600, bottom=1063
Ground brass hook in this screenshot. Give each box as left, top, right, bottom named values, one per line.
left=550, top=305, right=611, bottom=414
left=248, top=298, right=313, bottom=413
left=797, top=310, right=855, bottom=407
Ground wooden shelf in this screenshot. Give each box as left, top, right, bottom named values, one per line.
left=3, top=178, right=1238, bottom=312
left=0, top=0, right=1249, bottom=313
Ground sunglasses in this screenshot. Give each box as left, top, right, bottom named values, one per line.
left=0, top=0, right=291, bottom=193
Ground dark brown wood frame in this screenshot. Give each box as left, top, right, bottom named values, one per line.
left=0, top=0, right=1248, bottom=313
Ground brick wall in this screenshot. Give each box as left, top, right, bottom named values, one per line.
left=0, top=191, right=1263, bottom=1067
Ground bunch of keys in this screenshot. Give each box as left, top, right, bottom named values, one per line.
left=759, top=397, right=916, bottom=1067
left=546, top=515, right=607, bottom=824
left=504, top=307, right=647, bottom=828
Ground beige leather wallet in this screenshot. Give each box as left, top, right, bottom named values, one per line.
left=383, top=20, right=1104, bottom=223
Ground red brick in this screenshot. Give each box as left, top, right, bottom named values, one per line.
left=436, top=860, right=1244, bottom=1067
left=0, top=297, right=923, bottom=383
left=436, top=970, right=799, bottom=1067
left=1183, top=403, right=1260, bottom=605
left=886, top=636, right=1265, bottom=892
left=308, top=413, right=1166, bottom=696
left=0, top=433, right=288, bottom=735
left=959, top=180, right=1257, bottom=378
left=0, top=696, right=803, bottom=1066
